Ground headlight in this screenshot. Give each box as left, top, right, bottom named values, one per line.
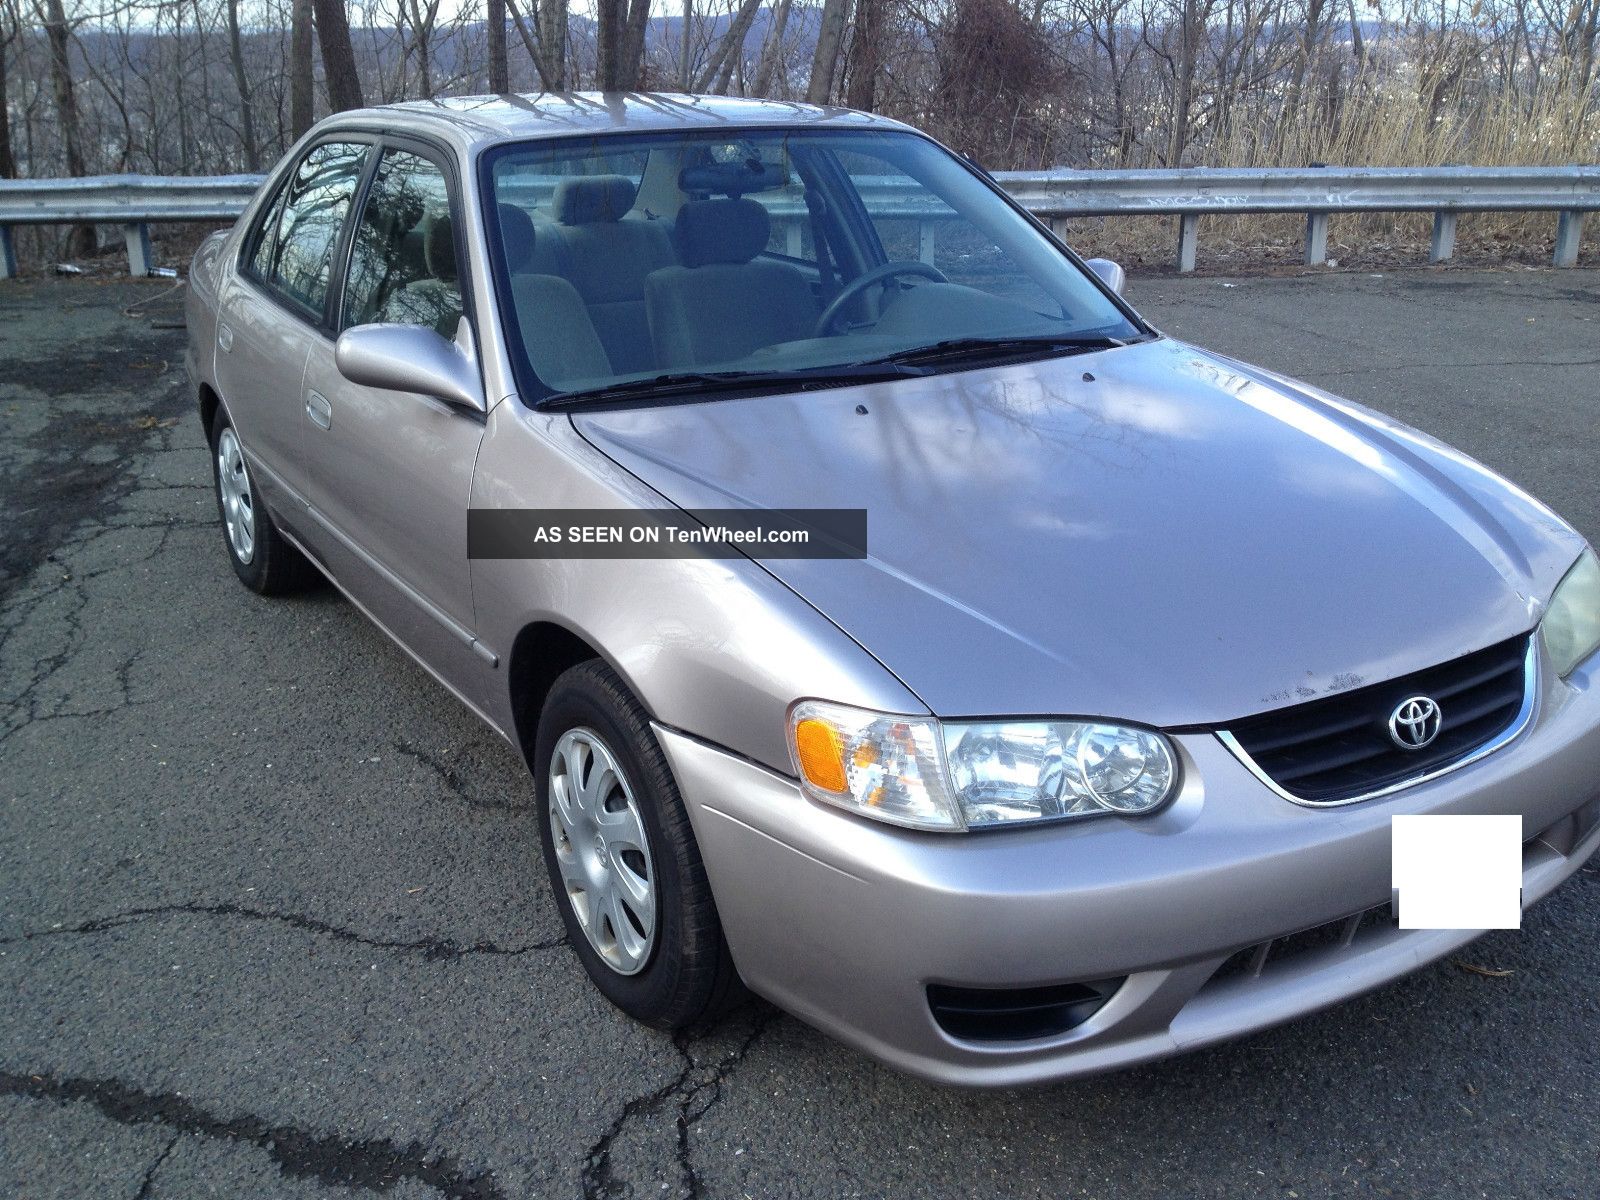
left=788, top=701, right=1178, bottom=832
left=1541, top=548, right=1600, bottom=678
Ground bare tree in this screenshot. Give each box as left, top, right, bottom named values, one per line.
left=0, top=0, right=18, bottom=177
left=38, top=0, right=94, bottom=251
left=487, top=0, right=508, bottom=90
left=808, top=0, right=852, bottom=102
left=224, top=0, right=261, bottom=168
left=401, top=0, right=444, bottom=95
left=506, top=0, right=569, bottom=88
left=291, top=0, right=314, bottom=137
left=846, top=0, right=885, bottom=108
left=696, top=0, right=763, bottom=91
left=597, top=0, right=650, bottom=88
left=751, top=0, right=794, bottom=96
left=313, top=0, right=365, bottom=110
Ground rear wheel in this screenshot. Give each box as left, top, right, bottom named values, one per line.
left=535, top=660, right=744, bottom=1030
left=209, top=411, right=316, bottom=595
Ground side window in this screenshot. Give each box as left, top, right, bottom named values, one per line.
left=250, top=141, right=369, bottom=316
left=246, top=184, right=290, bottom=281
left=831, top=148, right=1057, bottom=316
left=342, top=150, right=460, bottom=335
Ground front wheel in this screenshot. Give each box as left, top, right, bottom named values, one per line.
left=535, top=660, right=744, bottom=1030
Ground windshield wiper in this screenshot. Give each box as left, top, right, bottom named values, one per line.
left=542, top=362, right=932, bottom=409
left=860, top=333, right=1132, bottom=370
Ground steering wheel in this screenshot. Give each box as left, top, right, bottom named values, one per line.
left=813, top=260, right=949, bottom=338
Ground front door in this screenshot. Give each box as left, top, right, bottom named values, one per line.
left=296, top=145, right=490, bottom=710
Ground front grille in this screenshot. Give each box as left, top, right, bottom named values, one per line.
left=1222, top=634, right=1531, bottom=804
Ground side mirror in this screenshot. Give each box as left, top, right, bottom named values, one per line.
left=334, top=323, right=486, bottom=414
left=1084, top=258, right=1126, bottom=296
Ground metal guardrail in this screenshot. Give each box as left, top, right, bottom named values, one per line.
left=1, top=164, right=1595, bottom=279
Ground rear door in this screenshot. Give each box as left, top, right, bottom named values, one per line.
left=296, top=142, right=491, bottom=710
left=214, top=139, right=372, bottom=512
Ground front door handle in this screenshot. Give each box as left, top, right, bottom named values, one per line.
left=306, top=390, right=332, bottom=430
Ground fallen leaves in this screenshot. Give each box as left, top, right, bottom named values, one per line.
left=1453, top=960, right=1515, bottom=978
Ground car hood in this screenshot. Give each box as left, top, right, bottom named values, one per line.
left=573, top=339, right=1585, bottom=726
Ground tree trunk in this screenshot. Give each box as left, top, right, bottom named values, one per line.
left=225, top=0, right=260, bottom=169
left=488, top=0, right=508, bottom=91
left=536, top=0, right=569, bottom=88
left=312, top=0, right=365, bottom=111
left=695, top=0, right=762, bottom=92
left=290, top=0, right=314, bottom=137
left=621, top=0, right=651, bottom=87
left=806, top=0, right=851, bottom=103
left=844, top=0, right=881, bottom=109
left=596, top=0, right=626, bottom=88
left=1166, top=0, right=1199, bottom=165
left=0, top=30, right=15, bottom=178
left=679, top=0, right=692, bottom=89
left=750, top=0, right=792, bottom=96
left=40, top=0, right=95, bottom=254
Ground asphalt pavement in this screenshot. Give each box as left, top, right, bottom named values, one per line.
left=2, top=267, right=1598, bottom=1199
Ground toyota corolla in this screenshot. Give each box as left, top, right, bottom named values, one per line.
left=184, top=93, right=1600, bottom=1086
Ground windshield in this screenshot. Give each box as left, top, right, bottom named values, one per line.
left=481, top=128, right=1142, bottom=404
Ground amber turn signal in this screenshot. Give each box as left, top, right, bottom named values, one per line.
left=793, top=716, right=848, bottom=793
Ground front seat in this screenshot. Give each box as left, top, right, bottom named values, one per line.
left=645, top=198, right=818, bottom=370
left=543, top=175, right=673, bottom=374
left=496, top=203, right=613, bottom=388
left=379, top=212, right=462, bottom=337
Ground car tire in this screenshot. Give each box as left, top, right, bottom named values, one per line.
left=209, top=410, right=316, bottom=595
left=535, top=659, right=745, bottom=1031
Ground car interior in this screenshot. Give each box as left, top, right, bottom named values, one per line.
left=482, top=132, right=1132, bottom=398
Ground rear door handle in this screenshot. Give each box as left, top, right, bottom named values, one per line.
left=218, top=323, right=233, bottom=352
left=306, top=390, right=332, bottom=430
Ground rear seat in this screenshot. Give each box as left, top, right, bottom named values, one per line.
left=533, top=175, right=674, bottom=374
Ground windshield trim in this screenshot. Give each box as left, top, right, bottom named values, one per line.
left=475, top=126, right=1156, bottom=412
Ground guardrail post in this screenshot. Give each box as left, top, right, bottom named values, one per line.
left=122, top=222, right=152, bottom=276
left=1304, top=212, right=1330, bottom=265
left=0, top=225, right=15, bottom=279
left=918, top=220, right=936, bottom=266
left=786, top=219, right=803, bottom=259
left=1176, top=213, right=1199, bottom=273
left=1554, top=210, right=1584, bottom=268
left=1430, top=211, right=1457, bottom=262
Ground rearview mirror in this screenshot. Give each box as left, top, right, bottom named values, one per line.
left=1084, top=258, right=1126, bottom=296
left=334, top=323, right=487, bottom=414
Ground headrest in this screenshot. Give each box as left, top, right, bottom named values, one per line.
left=497, top=203, right=537, bottom=272
left=672, top=198, right=771, bottom=269
left=423, top=213, right=456, bottom=283
left=553, top=175, right=637, bottom=225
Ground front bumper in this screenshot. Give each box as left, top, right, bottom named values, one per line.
left=657, top=649, right=1600, bottom=1087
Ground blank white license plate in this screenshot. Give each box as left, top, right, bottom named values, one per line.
left=1391, top=814, right=1522, bottom=930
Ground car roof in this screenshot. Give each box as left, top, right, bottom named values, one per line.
left=322, top=92, right=913, bottom=152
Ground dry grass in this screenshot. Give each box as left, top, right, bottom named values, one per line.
left=1077, top=61, right=1600, bottom=271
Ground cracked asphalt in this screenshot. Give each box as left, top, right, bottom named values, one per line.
left=2, top=268, right=1599, bottom=1199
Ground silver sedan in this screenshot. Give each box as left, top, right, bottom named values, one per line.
left=185, top=93, right=1600, bottom=1086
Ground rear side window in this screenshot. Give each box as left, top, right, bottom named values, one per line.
left=249, top=141, right=369, bottom=316
left=342, top=150, right=460, bottom=335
